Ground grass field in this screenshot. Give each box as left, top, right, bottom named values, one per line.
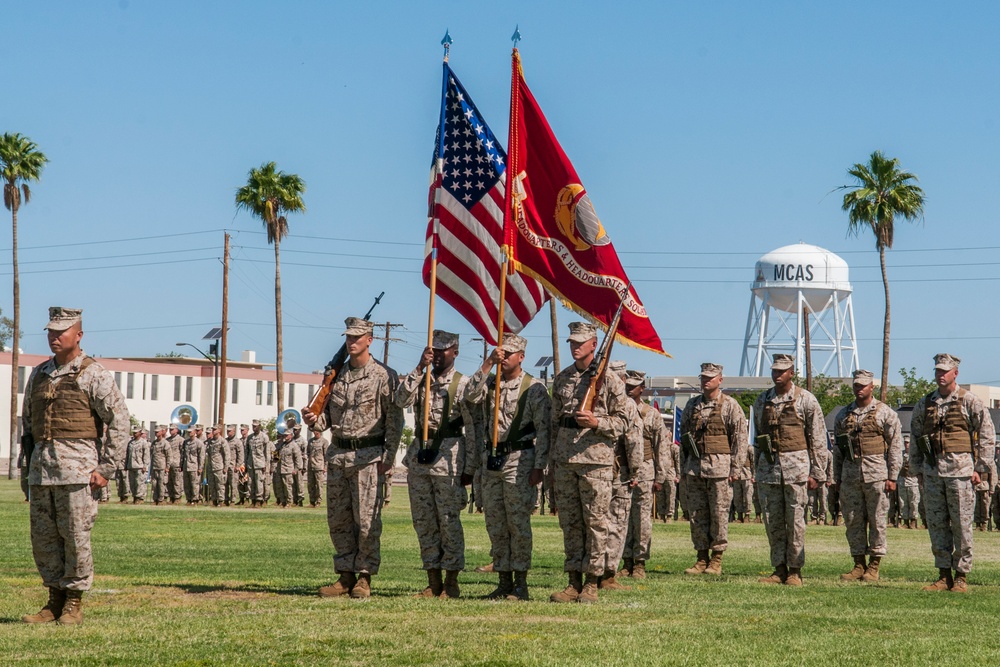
left=3, top=478, right=1000, bottom=666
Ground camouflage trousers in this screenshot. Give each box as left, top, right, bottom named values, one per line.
left=150, top=470, right=167, bottom=503
left=168, top=468, right=184, bottom=502
left=276, top=473, right=295, bottom=506
left=238, top=471, right=250, bottom=503
left=898, top=477, right=921, bottom=522
left=225, top=469, right=237, bottom=505
left=686, top=476, right=733, bottom=552
left=183, top=471, right=201, bottom=503
left=759, top=482, right=808, bottom=568
left=249, top=467, right=267, bottom=503
left=29, top=484, right=98, bottom=591
left=808, top=485, right=828, bottom=522
left=732, top=479, right=754, bottom=516
left=20, top=473, right=29, bottom=501
left=922, top=474, right=975, bottom=572
left=840, top=479, right=889, bottom=557
left=974, top=489, right=992, bottom=525
left=554, top=463, right=613, bottom=576
left=293, top=470, right=305, bottom=505
left=678, top=476, right=689, bottom=519
left=624, top=478, right=654, bottom=561
left=308, top=469, right=326, bottom=505
left=605, top=480, right=635, bottom=571
left=327, top=461, right=384, bottom=575
left=472, top=467, right=484, bottom=512
left=207, top=470, right=226, bottom=505
left=128, top=470, right=146, bottom=501
left=753, top=480, right=763, bottom=516
left=115, top=470, right=129, bottom=501
left=408, top=472, right=466, bottom=571
left=481, top=456, right=536, bottom=572
left=382, top=473, right=393, bottom=503
left=656, top=481, right=678, bottom=520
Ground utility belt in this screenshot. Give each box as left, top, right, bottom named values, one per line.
left=559, top=416, right=583, bottom=429
left=331, top=434, right=384, bottom=451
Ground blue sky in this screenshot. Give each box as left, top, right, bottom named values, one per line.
left=4, top=1, right=1000, bottom=389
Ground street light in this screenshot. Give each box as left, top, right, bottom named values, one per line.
left=176, top=341, right=219, bottom=425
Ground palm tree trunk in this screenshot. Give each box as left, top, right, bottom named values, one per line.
left=7, top=203, right=19, bottom=479
left=878, top=246, right=891, bottom=402
left=274, top=237, right=284, bottom=412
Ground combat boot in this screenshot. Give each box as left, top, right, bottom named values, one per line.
left=350, top=573, right=371, bottom=599
left=21, top=587, right=65, bottom=624
left=832, top=514, right=840, bottom=526
left=758, top=564, right=787, bottom=585
left=622, top=558, right=634, bottom=577
left=506, top=571, right=529, bottom=602
left=439, top=570, right=461, bottom=599
left=631, top=561, right=647, bottom=579
left=976, top=522, right=986, bottom=532
left=550, top=571, right=582, bottom=603
left=951, top=571, right=968, bottom=593
left=319, top=572, right=356, bottom=597
left=909, top=519, right=918, bottom=529
left=56, top=590, right=83, bottom=625
left=840, top=555, right=866, bottom=582
left=784, top=568, right=803, bottom=587
left=485, top=571, right=513, bottom=600
left=599, top=569, right=630, bottom=590
left=684, top=550, right=709, bottom=575
left=415, top=569, right=442, bottom=598
left=704, top=550, right=724, bottom=576
left=862, top=556, right=881, bottom=583
left=922, top=568, right=953, bottom=591
left=474, top=562, right=495, bottom=573
left=578, top=574, right=599, bottom=604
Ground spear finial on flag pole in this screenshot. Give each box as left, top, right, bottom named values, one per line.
left=511, top=25, right=521, bottom=48
left=441, top=29, right=453, bottom=62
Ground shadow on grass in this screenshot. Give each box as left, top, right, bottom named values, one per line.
left=143, top=582, right=316, bottom=597
left=0, top=617, right=24, bottom=624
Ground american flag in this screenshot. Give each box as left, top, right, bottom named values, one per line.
left=424, top=63, right=548, bottom=345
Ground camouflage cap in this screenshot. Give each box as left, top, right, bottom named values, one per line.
left=251, top=419, right=261, bottom=426
left=168, top=423, right=180, bottom=431
left=934, top=353, right=961, bottom=371
left=431, top=330, right=460, bottom=350
left=500, top=335, right=527, bottom=354
left=292, top=423, right=302, bottom=432
left=608, top=360, right=627, bottom=379
left=226, top=424, right=237, bottom=431
left=156, top=423, right=168, bottom=431
left=240, top=424, right=250, bottom=430
left=624, top=369, right=646, bottom=386
left=44, top=306, right=82, bottom=331
left=852, top=369, right=875, bottom=386
left=699, top=362, right=723, bottom=378
left=194, top=424, right=204, bottom=431
left=342, top=317, right=374, bottom=336
left=131, top=426, right=141, bottom=433
left=771, top=354, right=795, bottom=371
left=567, top=321, right=598, bottom=343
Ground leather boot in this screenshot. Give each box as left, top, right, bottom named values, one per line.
left=56, top=590, right=83, bottom=625
left=951, top=571, right=968, bottom=593
left=550, top=571, right=582, bottom=603
left=704, top=550, right=724, bottom=575
left=832, top=514, right=840, bottom=526
left=21, top=587, right=66, bottom=624
left=350, top=573, right=371, bottom=599
left=415, top=569, right=443, bottom=598
left=840, top=555, right=866, bottom=581
left=439, top=570, right=460, bottom=599
left=485, top=571, right=513, bottom=600
left=684, top=550, right=710, bottom=575
left=578, top=574, right=599, bottom=604
left=599, top=569, right=630, bottom=590
left=922, top=568, right=953, bottom=591
left=319, top=572, right=356, bottom=597
left=862, top=556, right=881, bottom=583
left=631, top=561, right=647, bottom=579
left=784, top=568, right=803, bottom=587
left=622, top=558, right=634, bottom=577
left=758, top=564, right=787, bottom=585
left=474, top=562, right=494, bottom=573
left=506, top=571, right=529, bottom=601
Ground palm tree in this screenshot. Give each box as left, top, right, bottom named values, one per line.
left=235, top=162, right=306, bottom=412
left=1, top=133, right=48, bottom=478
left=840, top=150, right=925, bottom=401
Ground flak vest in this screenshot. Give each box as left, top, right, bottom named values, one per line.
left=924, top=389, right=973, bottom=455
left=693, top=398, right=731, bottom=456
left=637, top=403, right=655, bottom=461
left=29, top=357, right=102, bottom=441
left=762, top=387, right=808, bottom=453
left=843, top=408, right=887, bottom=456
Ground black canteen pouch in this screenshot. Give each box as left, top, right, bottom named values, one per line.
left=486, top=453, right=507, bottom=471
left=416, top=447, right=440, bottom=465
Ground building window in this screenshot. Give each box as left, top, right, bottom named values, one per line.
left=126, top=373, right=135, bottom=399
left=17, top=366, right=27, bottom=394
left=288, top=383, right=295, bottom=407
left=307, top=384, right=315, bottom=402
left=173, top=376, right=181, bottom=402
left=150, top=375, right=159, bottom=401
left=256, top=381, right=263, bottom=406
left=114, top=371, right=122, bottom=389
left=185, top=377, right=193, bottom=402
left=267, top=381, right=274, bottom=407
left=231, top=379, right=239, bottom=404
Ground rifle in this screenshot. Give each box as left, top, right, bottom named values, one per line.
left=577, top=283, right=630, bottom=414
left=303, top=291, right=384, bottom=418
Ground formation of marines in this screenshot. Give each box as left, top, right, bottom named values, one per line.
left=20, top=305, right=999, bottom=626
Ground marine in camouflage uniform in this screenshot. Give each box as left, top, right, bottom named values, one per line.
left=732, top=443, right=755, bottom=523
left=116, top=430, right=134, bottom=502
left=832, top=369, right=903, bottom=583
left=807, top=447, right=832, bottom=524
left=225, top=424, right=243, bottom=506
left=897, top=435, right=922, bottom=529
left=395, top=330, right=475, bottom=599
left=464, top=334, right=550, bottom=601
left=680, top=363, right=749, bottom=576
left=753, top=354, right=827, bottom=586
left=125, top=428, right=150, bottom=503
left=165, top=424, right=185, bottom=503
left=204, top=425, right=231, bottom=506
left=275, top=429, right=303, bottom=507
left=622, top=370, right=672, bottom=579
left=309, top=317, right=403, bottom=600
left=549, top=322, right=635, bottom=604
left=21, top=307, right=130, bottom=625
left=236, top=424, right=252, bottom=504
left=292, top=424, right=307, bottom=506
left=149, top=424, right=170, bottom=504
left=245, top=420, right=273, bottom=507
left=307, top=427, right=329, bottom=507
left=911, top=353, right=996, bottom=593
left=656, top=441, right=681, bottom=522
left=182, top=425, right=206, bottom=504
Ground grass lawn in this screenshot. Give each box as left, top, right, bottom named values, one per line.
left=3, top=478, right=1000, bottom=666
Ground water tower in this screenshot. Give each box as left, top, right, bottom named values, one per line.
left=739, top=242, right=859, bottom=377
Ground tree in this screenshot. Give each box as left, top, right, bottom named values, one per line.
left=840, top=151, right=925, bottom=401
left=885, top=367, right=935, bottom=407
left=235, top=162, right=306, bottom=413
left=1, top=133, right=48, bottom=478
left=0, top=308, right=19, bottom=352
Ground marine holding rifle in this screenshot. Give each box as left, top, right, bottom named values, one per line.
left=305, top=317, right=403, bottom=600
left=548, top=322, right=633, bottom=604
left=463, top=334, right=551, bottom=601
left=752, top=353, right=827, bottom=586
left=831, top=369, right=903, bottom=583
left=910, top=353, right=996, bottom=593
left=678, top=362, right=748, bottom=577
left=394, top=330, right=475, bottom=599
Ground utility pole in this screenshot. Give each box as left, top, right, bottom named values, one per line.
left=471, top=337, right=489, bottom=364
left=373, top=322, right=405, bottom=365
left=549, top=297, right=560, bottom=375
left=219, top=233, right=229, bottom=425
